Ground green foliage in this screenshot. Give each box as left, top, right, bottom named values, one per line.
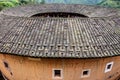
left=0, top=0, right=46, bottom=11
left=0, top=0, right=120, bottom=11
left=0, top=1, right=15, bottom=10
left=40, top=0, right=45, bottom=4
left=0, top=0, right=19, bottom=10
left=19, top=0, right=40, bottom=5
left=98, top=0, right=120, bottom=8
left=10, top=0, right=19, bottom=5
left=19, top=0, right=30, bottom=5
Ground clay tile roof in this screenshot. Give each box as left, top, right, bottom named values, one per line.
left=0, top=4, right=120, bottom=58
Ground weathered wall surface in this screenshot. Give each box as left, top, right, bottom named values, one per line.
left=0, top=53, right=120, bottom=80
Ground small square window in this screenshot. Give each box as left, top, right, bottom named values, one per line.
left=83, top=70, right=89, bottom=76
left=54, top=70, right=61, bottom=77
left=105, top=62, right=114, bottom=73
left=53, top=69, right=63, bottom=79
left=81, top=69, right=91, bottom=78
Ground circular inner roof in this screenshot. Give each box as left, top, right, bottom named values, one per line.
left=0, top=4, right=120, bottom=17
left=0, top=4, right=120, bottom=59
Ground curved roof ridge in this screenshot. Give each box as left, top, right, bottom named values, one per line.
left=0, top=4, right=120, bottom=17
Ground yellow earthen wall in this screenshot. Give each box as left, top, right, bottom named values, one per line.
left=0, top=53, right=120, bottom=80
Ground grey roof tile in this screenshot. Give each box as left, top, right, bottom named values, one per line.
left=0, top=4, right=120, bottom=58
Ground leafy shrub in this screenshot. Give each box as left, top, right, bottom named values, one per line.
left=0, top=1, right=14, bottom=10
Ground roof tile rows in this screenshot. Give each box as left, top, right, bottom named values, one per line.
left=0, top=16, right=120, bottom=58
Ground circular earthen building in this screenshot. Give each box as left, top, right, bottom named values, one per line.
left=0, top=4, right=120, bottom=80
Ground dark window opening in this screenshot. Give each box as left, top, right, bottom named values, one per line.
left=83, top=70, right=89, bottom=76
left=31, top=12, right=88, bottom=18
left=54, top=70, right=61, bottom=77
left=105, top=62, right=113, bottom=73
left=107, top=64, right=112, bottom=69
left=10, top=72, right=13, bottom=76
left=3, top=62, right=9, bottom=68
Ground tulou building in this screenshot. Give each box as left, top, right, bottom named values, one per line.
left=0, top=4, right=120, bottom=80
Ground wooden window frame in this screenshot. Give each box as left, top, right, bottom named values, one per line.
left=81, top=69, right=91, bottom=78
left=105, top=62, right=114, bottom=73
left=52, top=68, right=63, bottom=79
